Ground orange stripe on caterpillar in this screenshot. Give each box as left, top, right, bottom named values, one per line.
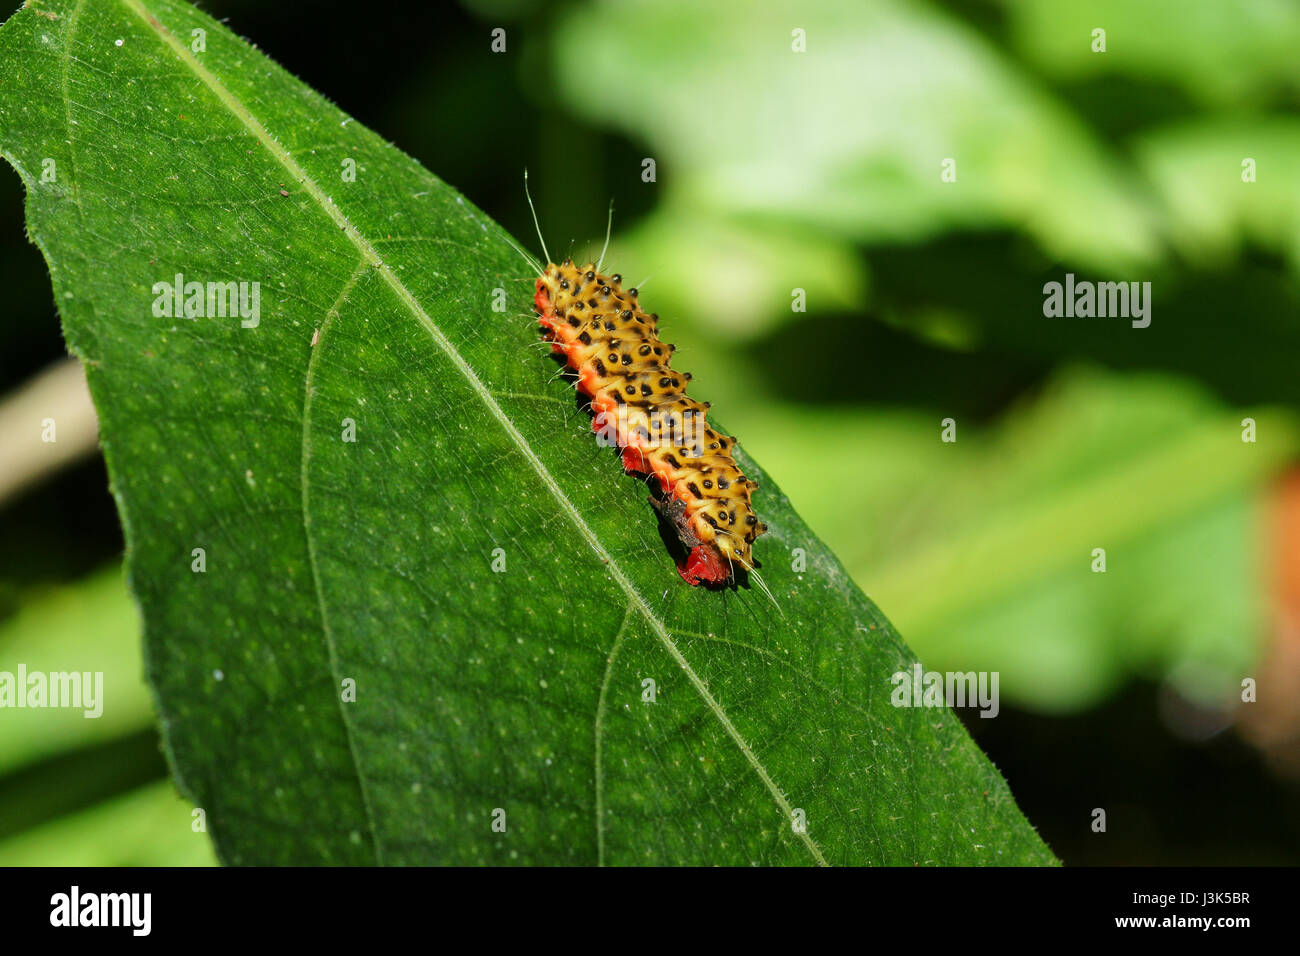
left=534, top=258, right=766, bottom=585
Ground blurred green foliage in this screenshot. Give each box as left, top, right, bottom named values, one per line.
left=0, top=779, right=216, bottom=866
left=540, top=0, right=1300, bottom=718
left=0, top=567, right=215, bottom=864
left=0, top=567, right=146, bottom=775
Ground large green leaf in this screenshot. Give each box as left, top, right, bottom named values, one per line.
left=0, top=0, right=1053, bottom=865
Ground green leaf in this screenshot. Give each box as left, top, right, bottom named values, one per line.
left=1133, top=118, right=1300, bottom=270
left=0, top=564, right=149, bottom=776
left=0, top=0, right=1053, bottom=865
left=1002, top=0, right=1300, bottom=108
left=0, top=779, right=217, bottom=866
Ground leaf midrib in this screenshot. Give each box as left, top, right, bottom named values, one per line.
left=119, top=0, right=827, bottom=866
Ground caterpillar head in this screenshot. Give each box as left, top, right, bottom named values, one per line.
left=538, top=259, right=633, bottom=314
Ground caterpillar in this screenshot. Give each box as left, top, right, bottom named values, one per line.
left=518, top=182, right=767, bottom=586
